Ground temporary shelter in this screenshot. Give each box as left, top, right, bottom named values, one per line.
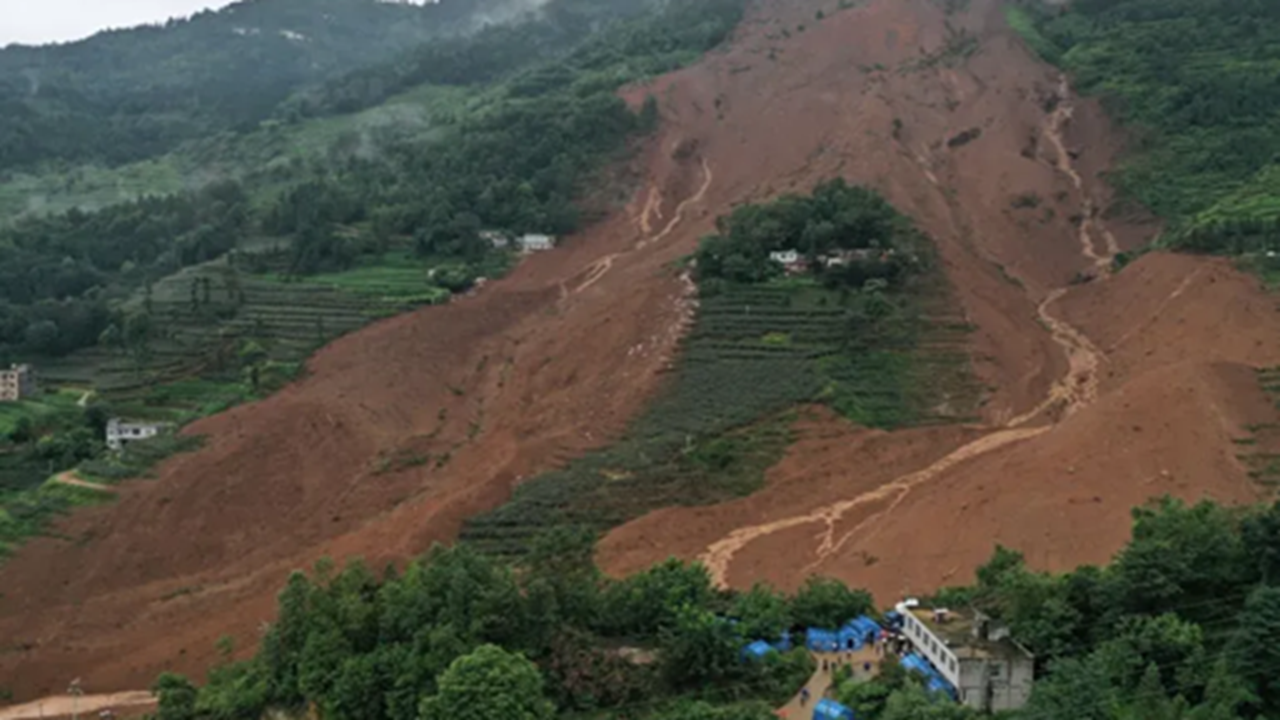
left=742, top=640, right=776, bottom=660
left=774, top=630, right=793, bottom=652
left=805, top=628, right=840, bottom=652
left=811, top=698, right=856, bottom=720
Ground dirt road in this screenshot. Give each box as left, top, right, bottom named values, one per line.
left=0, top=693, right=153, bottom=720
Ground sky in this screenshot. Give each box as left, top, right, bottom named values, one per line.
left=0, top=0, right=235, bottom=46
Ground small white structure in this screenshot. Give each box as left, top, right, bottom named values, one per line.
left=0, top=364, right=36, bottom=402
left=516, top=234, right=555, bottom=252
left=481, top=230, right=510, bottom=249
left=895, top=601, right=1035, bottom=712
left=769, top=249, right=800, bottom=265
left=106, top=418, right=171, bottom=452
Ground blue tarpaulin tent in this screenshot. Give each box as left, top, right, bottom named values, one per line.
left=742, top=640, right=775, bottom=660
left=927, top=675, right=957, bottom=698
left=812, top=698, right=856, bottom=720
left=838, top=616, right=881, bottom=649
left=774, top=630, right=793, bottom=652
left=837, top=624, right=864, bottom=650
left=806, top=628, right=840, bottom=652
left=900, top=653, right=933, bottom=676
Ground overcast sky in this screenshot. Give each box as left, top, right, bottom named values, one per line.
left=0, top=0, right=236, bottom=46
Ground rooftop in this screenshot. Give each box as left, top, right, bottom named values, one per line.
left=905, top=606, right=1032, bottom=661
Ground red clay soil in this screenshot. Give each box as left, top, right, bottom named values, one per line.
left=0, top=113, right=715, bottom=699
left=5, top=0, right=1280, bottom=703
left=598, top=0, right=1280, bottom=600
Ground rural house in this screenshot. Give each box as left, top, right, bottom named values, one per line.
left=516, top=234, right=555, bottom=252
left=894, top=601, right=1035, bottom=712
left=0, top=364, right=36, bottom=402
left=106, top=418, right=173, bottom=452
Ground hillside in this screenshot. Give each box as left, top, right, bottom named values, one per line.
left=4, top=0, right=1280, bottom=712
left=0, top=0, right=512, bottom=171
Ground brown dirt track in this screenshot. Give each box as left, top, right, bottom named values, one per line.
left=4, top=0, right=1280, bottom=703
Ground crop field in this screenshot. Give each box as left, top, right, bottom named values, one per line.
left=0, top=389, right=83, bottom=436
left=461, top=271, right=980, bottom=556
left=37, top=252, right=453, bottom=397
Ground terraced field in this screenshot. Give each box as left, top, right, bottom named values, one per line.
left=38, top=254, right=450, bottom=400
left=461, top=272, right=980, bottom=556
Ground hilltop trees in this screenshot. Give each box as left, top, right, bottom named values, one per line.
left=418, top=645, right=554, bottom=720
left=693, top=179, right=925, bottom=287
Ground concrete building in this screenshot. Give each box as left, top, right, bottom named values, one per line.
left=769, top=249, right=800, bottom=265
left=481, top=230, right=510, bottom=249
left=0, top=364, right=36, bottom=402
left=106, top=418, right=172, bottom=452
left=516, top=234, right=555, bottom=252
left=895, top=602, right=1035, bottom=712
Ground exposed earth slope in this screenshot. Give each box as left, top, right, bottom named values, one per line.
left=4, top=0, right=1280, bottom=702
left=597, top=0, right=1280, bottom=597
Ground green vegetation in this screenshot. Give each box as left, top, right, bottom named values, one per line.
left=0, top=0, right=505, bottom=171
left=461, top=182, right=978, bottom=556
left=153, top=496, right=1280, bottom=720
left=153, top=537, right=814, bottom=720
left=1012, top=0, right=1280, bottom=257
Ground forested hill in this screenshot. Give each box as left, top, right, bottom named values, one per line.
left=0, top=0, right=537, bottom=170
left=1011, top=0, right=1280, bottom=260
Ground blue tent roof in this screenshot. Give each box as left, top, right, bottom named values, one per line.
left=812, top=698, right=855, bottom=720
left=848, top=615, right=882, bottom=636
left=900, top=653, right=933, bottom=676
left=806, top=628, right=840, bottom=652
left=742, top=640, right=775, bottom=659
left=927, top=675, right=957, bottom=698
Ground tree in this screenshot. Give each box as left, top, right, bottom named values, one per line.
left=731, top=583, right=791, bottom=640
left=651, top=701, right=777, bottom=720
left=1232, top=586, right=1280, bottom=715
left=659, top=605, right=744, bottom=690
left=418, top=644, right=553, bottom=720
left=789, top=576, right=872, bottom=628
left=152, top=673, right=198, bottom=720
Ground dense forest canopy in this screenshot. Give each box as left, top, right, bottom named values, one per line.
left=154, top=498, right=1280, bottom=719
left=1020, top=0, right=1280, bottom=254
left=0, top=0, right=536, bottom=170
left=0, top=0, right=747, bottom=363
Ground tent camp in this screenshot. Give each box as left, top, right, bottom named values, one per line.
left=742, top=640, right=776, bottom=660
left=901, top=653, right=957, bottom=698
left=811, top=698, right=855, bottom=720
left=805, top=628, right=840, bottom=652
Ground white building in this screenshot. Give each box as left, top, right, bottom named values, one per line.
left=106, top=418, right=172, bottom=452
left=516, top=234, right=555, bottom=252
left=769, top=249, right=800, bottom=265
left=895, top=602, right=1035, bottom=712
left=0, top=364, right=36, bottom=402
left=480, top=230, right=510, bottom=249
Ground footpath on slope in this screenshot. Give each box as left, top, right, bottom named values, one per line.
left=701, top=71, right=1117, bottom=589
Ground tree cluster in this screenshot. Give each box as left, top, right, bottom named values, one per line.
left=152, top=529, right=867, bottom=720
left=693, top=179, right=925, bottom=287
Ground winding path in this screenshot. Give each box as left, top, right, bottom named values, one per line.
left=700, top=74, right=1118, bottom=589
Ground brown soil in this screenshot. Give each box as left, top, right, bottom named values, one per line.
left=599, top=0, right=1280, bottom=602
left=4, top=0, right=1280, bottom=703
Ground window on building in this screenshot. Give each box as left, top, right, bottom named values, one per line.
left=989, top=664, right=1003, bottom=679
